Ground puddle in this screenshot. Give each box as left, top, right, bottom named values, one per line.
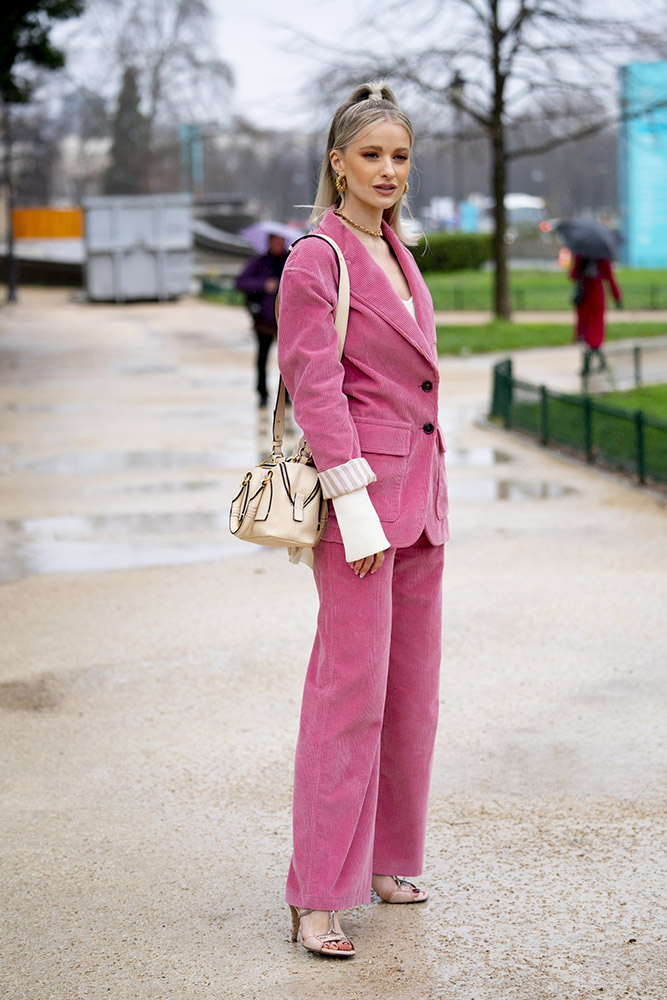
left=160, top=408, right=229, bottom=422
left=16, top=449, right=255, bottom=476
left=449, top=478, right=577, bottom=501
left=446, top=447, right=512, bottom=467
left=0, top=473, right=576, bottom=582
left=189, top=375, right=252, bottom=388
left=116, top=365, right=177, bottom=375
left=97, top=479, right=220, bottom=495
left=0, top=512, right=253, bottom=582
left=8, top=424, right=306, bottom=477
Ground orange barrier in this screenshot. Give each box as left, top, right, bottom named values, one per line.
left=13, top=207, right=83, bottom=239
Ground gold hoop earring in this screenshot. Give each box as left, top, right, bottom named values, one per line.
left=335, top=175, right=347, bottom=194
left=403, top=181, right=409, bottom=195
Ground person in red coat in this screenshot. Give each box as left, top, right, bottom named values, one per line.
left=571, top=255, right=622, bottom=375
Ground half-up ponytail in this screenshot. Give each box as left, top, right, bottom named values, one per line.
left=311, top=80, right=418, bottom=245
left=349, top=80, right=397, bottom=105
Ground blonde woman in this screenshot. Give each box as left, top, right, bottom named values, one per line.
left=278, top=81, right=449, bottom=958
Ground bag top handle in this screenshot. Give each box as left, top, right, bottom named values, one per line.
left=271, top=234, right=350, bottom=458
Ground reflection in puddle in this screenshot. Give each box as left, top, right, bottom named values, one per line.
left=0, top=512, right=254, bottom=582
left=18, top=449, right=254, bottom=476
left=116, top=365, right=177, bottom=375
left=0, top=474, right=577, bottom=582
left=449, top=478, right=577, bottom=501
left=190, top=374, right=252, bottom=389
left=98, top=479, right=219, bottom=495
left=10, top=424, right=304, bottom=478
left=446, top=447, right=512, bottom=467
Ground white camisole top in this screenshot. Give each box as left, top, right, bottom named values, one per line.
left=402, top=296, right=416, bottom=320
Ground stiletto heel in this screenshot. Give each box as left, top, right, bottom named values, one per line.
left=289, top=905, right=300, bottom=942
left=288, top=906, right=355, bottom=957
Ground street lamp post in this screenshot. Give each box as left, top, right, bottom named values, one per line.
left=449, top=71, right=466, bottom=207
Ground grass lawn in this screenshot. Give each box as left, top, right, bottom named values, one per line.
left=597, top=383, right=667, bottom=422
left=498, top=379, right=667, bottom=485
left=201, top=267, right=667, bottom=312
left=436, top=320, right=667, bottom=355
left=426, top=267, right=667, bottom=311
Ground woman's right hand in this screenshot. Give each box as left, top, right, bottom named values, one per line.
left=348, top=551, right=385, bottom=579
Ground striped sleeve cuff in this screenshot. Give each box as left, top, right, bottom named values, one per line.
left=318, top=457, right=377, bottom=499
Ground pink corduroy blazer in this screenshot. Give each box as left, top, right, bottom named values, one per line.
left=277, top=209, right=449, bottom=549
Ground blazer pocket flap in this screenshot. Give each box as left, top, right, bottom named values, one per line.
left=356, top=419, right=411, bottom=456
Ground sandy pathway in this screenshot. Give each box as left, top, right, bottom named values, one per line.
left=1, top=289, right=665, bottom=999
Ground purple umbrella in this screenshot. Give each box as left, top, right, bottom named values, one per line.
left=239, top=220, right=306, bottom=255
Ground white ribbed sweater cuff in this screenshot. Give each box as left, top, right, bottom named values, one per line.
left=331, top=487, right=390, bottom=562
left=318, top=457, right=376, bottom=499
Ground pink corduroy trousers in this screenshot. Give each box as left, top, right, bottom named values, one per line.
left=286, top=532, right=444, bottom=911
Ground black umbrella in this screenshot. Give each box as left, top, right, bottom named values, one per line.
left=555, top=219, right=619, bottom=261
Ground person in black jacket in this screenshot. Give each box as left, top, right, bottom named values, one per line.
left=235, top=234, right=288, bottom=407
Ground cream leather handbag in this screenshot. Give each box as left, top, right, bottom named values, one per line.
left=229, top=234, right=350, bottom=549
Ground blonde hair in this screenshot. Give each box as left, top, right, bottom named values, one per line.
left=311, top=80, right=418, bottom=246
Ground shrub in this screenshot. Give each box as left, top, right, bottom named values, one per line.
left=409, top=232, right=493, bottom=272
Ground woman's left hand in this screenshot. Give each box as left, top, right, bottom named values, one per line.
left=349, top=551, right=385, bottom=579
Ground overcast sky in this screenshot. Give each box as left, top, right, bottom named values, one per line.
left=216, top=0, right=376, bottom=129
left=51, top=0, right=657, bottom=133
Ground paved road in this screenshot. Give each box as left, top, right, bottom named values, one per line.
left=1, top=289, right=666, bottom=999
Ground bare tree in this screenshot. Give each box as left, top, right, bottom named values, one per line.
left=309, top=0, right=667, bottom=318
left=60, top=0, right=233, bottom=186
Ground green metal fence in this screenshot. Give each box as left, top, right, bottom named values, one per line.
left=490, top=359, right=667, bottom=486
left=200, top=276, right=245, bottom=305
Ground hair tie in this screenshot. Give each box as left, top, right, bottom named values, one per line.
left=366, top=87, right=384, bottom=103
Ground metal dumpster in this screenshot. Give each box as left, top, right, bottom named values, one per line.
left=83, top=193, right=192, bottom=301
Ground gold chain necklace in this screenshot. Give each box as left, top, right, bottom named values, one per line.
left=334, top=210, right=383, bottom=238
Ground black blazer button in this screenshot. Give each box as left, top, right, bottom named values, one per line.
left=421, top=380, right=433, bottom=392
left=423, top=422, right=434, bottom=434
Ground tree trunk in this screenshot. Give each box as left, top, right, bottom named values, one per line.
left=488, top=0, right=510, bottom=320
left=492, top=130, right=510, bottom=319
left=2, top=101, right=17, bottom=303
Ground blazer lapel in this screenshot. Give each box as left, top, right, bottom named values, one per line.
left=319, top=211, right=436, bottom=364
left=384, top=225, right=437, bottom=351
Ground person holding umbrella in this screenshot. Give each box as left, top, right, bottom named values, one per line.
left=556, top=219, right=623, bottom=376
left=236, top=222, right=302, bottom=407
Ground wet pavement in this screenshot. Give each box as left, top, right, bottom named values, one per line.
left=1, top=288, right=666, bottom=999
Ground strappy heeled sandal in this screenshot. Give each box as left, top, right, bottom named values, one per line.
left=289, top=906, right=356, bottom=958
left=372, top=874, right=428, bottom=904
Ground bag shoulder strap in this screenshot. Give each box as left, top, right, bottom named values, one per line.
left=272, top=234, right=350, bottom=457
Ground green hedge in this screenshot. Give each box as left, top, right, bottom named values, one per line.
left=409, top=232, right=493, bottom=273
